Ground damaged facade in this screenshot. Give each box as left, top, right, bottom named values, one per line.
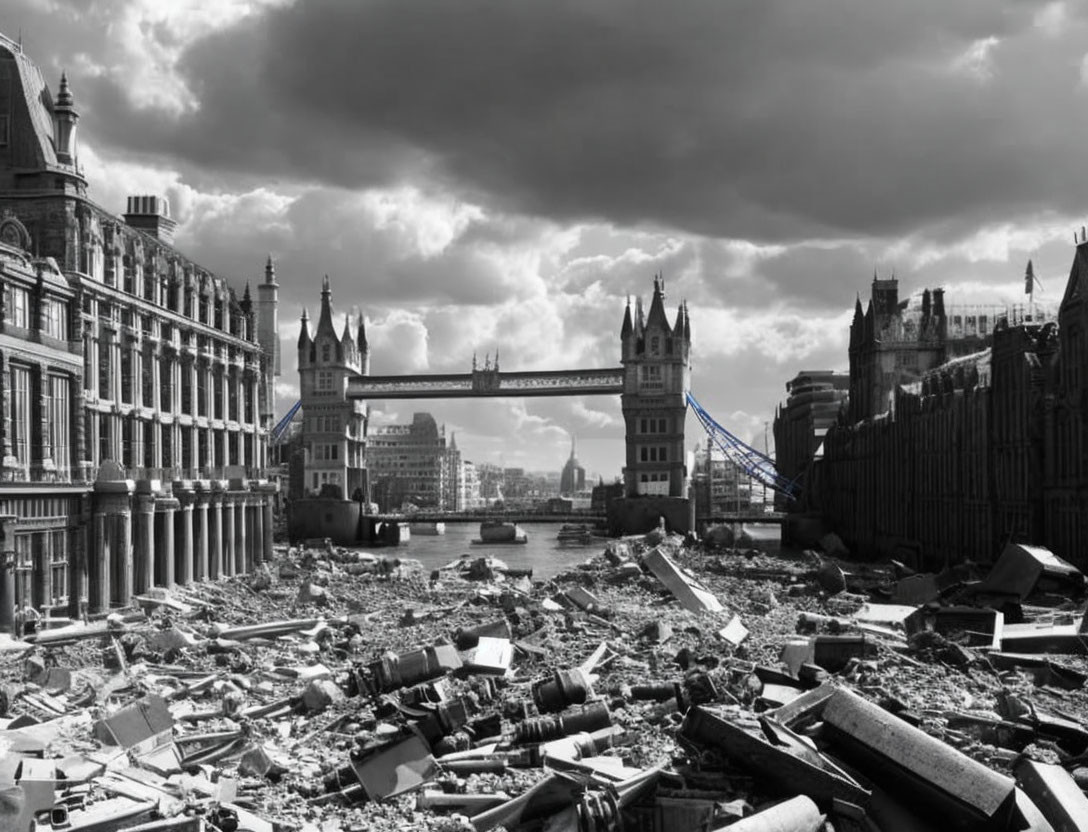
left=0, top=33, right=278, bottom=624
left=811, top=248, right=1088, bottom=569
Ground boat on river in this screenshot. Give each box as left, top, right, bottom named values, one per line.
left=409, top=521, right=446, bottom=535
left=472, top=520, right=528, bottom=544
left=556, top=523, right=595, bottom=545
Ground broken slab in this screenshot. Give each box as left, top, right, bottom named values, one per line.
left=351, top=732, right=437, bottom=801
left=93, top=695, right=173, bottom=757
left=460, top=637, right=513, bottom=675
left=987, top=653, right=1088, bottom=690
left=1014, top=759, right=1088, bottom=832
left=680, top=705, right=869, bottom=809
left=642, top=547, right=724, bottom=613
left=1001, top=621, right=1088, bottom=655
left=719, top=616, right=749, bottom=647
left=906, top=606, right=1004, bottom=651
left=821, top=688, right=1017, bottom=831
left=979, top=543, right=1086, bottom=601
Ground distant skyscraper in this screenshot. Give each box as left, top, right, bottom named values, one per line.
left=560, top=436, right=586, bottom=496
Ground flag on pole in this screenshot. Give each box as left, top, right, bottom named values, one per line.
left=1025, top=259, right=1036, bottom=295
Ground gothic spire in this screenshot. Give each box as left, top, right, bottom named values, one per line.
left=297, top=308, right=311, bottom=348
left=645, top=273, right=672, bottom=333
left=620, top=296, right=632, bottom=340
left=357, top=313, right=368, bottom=354
left=315, top=274, right=337, bottom=341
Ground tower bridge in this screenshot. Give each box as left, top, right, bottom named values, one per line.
left=345, top=366, right=624, bottom=399
left=290, top=275, right=791, bottom=537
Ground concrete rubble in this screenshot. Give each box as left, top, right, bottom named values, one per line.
left=3, top=532, right=1088, bottom=832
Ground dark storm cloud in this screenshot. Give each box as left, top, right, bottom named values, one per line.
left=54, top=0, right=1086, bottom=244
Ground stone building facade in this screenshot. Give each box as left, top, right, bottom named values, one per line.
left=772, top=370, right=849, bottom=513
left=0, top=34, right=277, bottom=627
left=813, top=252, right=1088, bottom=569
left=367, top=413, right=456, bottom=511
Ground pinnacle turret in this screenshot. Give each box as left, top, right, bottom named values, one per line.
left=297, top=308, right=311, bottom=349
left=56, top=70, right=73, bottom=108
left=621, top=297, right=633, bottom=340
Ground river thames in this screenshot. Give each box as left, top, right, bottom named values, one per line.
left=347, top=521, right=784, bottom=580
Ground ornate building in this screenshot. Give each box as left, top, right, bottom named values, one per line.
left=0, top=34, right=278, bottom=627
left=813, top=255, right=1086, bottom=568
left=619, top=277, right=691, bottom=497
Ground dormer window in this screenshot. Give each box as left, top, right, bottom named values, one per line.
left=322, top=345, right=331, bottom=363
left=651, top=336, right=660, bottom=355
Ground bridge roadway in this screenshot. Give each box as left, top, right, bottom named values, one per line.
left=346, top=367, right=625, bottom=399
left=374, top=511, right=786, bottom=526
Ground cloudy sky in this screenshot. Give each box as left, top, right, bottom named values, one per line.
left=5, top=0, right=1086, bottom=477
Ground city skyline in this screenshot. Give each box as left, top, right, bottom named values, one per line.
left=5, top=0, right=1085, bottom=474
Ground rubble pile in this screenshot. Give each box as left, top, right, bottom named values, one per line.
left=3, top=535, right=1088, bottom=831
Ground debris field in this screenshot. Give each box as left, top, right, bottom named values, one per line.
left=3, top=531, right=1088, bottom=832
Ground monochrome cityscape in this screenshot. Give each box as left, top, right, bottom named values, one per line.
left=7, top=6, right=1088, bottom=831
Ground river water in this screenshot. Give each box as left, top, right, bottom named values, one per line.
left=348, top=521, right=783, bottom=581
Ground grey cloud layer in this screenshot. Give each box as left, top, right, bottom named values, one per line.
left=54, top=0, right=1082, bottom=242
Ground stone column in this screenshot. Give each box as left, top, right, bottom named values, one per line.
left=90, top=510, right=110, bottom=612
left=252, top=498, right=264, bottom=567
left=134, top=496, right=155, bottom=595
left=223, top=496, right=236, bottom=577
left=156, top=502, right=176, bottom=589
left=209, top=494, right=223, bottom=578
left=0, top=550, right=15, bottom=634
left=235, top=498, right=247, bottom=574
left=194, top=494, right=209, bottom=581
left=37, top=362, right=53, bottom=472
left=177, top=498, right=194, bottom=585
left=152, top=350, right=162, bottom=413
left=262, top=497, right=274, bottom=564
left=114, top=509, right=132, bottom=607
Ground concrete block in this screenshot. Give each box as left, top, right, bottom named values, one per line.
left=822, top=687, right=1016, bottom=831
left=642, top=547, right=723, bottom=613
left=1014, top=759, right=1088, bottom=831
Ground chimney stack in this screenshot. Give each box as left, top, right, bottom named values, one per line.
left=123, top=195, right=177, bottom=245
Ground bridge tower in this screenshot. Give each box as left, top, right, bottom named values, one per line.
left=620, top=277, right=691, bottom=498
left=295, top=276, right=369, bottom=501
